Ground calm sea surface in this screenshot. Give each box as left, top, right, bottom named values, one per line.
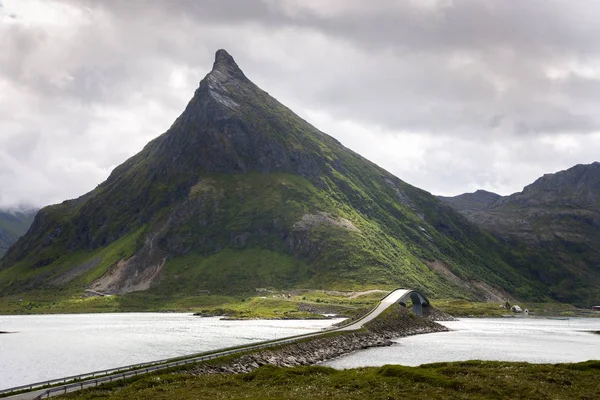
left=323, top=317, right=600, bottom=369
left=3, top=315, right=599, bottom=390
left=0, top=313, right=343, bottom=389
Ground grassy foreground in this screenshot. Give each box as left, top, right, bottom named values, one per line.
left=61, top=361, right=600, bottom=400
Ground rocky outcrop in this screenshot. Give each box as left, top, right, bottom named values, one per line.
left=190, top=305, right=448, bottom=375
left=421, top=305, right=457, bottom=321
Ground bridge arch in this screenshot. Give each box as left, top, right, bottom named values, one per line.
left=396, top=289, right=430, bottom=316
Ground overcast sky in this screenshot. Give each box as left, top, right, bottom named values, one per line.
left=1, top=0, right=600, bottom=209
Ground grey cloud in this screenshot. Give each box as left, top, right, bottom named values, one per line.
left=51, top=0, right=600, bottom=136
left=291, top=1, right=600, bottom=55
left=264, top=0, right=600, bottom=136
left=1, top=0, right=600, bottom=208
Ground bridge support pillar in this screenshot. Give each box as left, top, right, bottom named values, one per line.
left=396, top=291, right=430, bottom=317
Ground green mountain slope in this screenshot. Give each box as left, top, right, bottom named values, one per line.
left=440, top=162, right=600, bottom=306
left=0, top=51, right=553, bottom=304
left=0, top=209, right=36, bottom=257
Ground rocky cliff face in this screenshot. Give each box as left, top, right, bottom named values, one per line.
left=0, top=50, right=555, bottom=303
left=439, top=162, right=600, bottom=305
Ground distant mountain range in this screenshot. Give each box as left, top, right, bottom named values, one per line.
left=437, top=190, right=501, bottom=213
left=0, top=208, right=36, bottom=257
left=0, top=50, right=598, bottom=307
left=438, top=162, right=600, bottom=305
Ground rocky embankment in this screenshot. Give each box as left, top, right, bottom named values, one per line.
left=421, top=305, right=457, bottom=321
left=190, top=305, right=449, bottom=375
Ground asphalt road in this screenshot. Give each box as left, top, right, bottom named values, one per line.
left=340, top=289, right=411, bottom=330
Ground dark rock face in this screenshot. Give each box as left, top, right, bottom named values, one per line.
left=437, top=190, right=501, bottom=212
left=510, top=162, right=600, bottom=208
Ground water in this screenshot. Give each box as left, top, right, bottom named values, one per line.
left=3, top=315, right=599, bottom=390
left=324, top=317, right=600, bottom=369
left=0, top=313, right=343, bottom=389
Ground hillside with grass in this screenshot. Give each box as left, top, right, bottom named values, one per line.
left=440, top=162, right=600, bottom=306
left=0, top=50, right=574, bottom=309
left=61, top=361, right=600, bottom=400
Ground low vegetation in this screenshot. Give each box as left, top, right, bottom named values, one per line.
left=431, top=299, right=585, bottom=318
left=431, top=299, right=510, bottom=317
left=2, top=289, right=593, bottom=319
left=60, top=361, right=600, bottom=400
left=0, top=290, right=381, bottom=318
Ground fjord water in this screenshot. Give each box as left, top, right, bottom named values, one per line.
left=0, top=313, right=343, bottom=389
left=3, top=316, right=599, bottom=390
left=324, top=318, right=600, bottom=369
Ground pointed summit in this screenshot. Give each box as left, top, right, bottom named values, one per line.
left=214, top=49, right=237, bottom=67
left=211, top=49, right=246, bottom=80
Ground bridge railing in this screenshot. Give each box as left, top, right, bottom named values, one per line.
left=2, top=319, right=353, bottom=399
left=325, top=288, right=411, bottom=331
left=0, top=333, right=313, bottom=399
left=0, top=358, right=173, bottom=397
left=31, top=334, right=323, bottom=399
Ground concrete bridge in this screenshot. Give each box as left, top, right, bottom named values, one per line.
left=340, top=288, right=430, bottom=330
left=2, top=288, right=429, bottom=399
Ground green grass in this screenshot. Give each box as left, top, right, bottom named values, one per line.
left=156, top=248, right=313, bottom=295
left=2, top=292, right=587, bottom=319
left=193, top=297, right=329, bottom=320
left=0, top=226, right=144, bottom=296
left=432, top=299, right=512, bottom=317
left=60, top=361, right=600, bottom=400
left=0, top=290, right=379, bottom=317
left=432, top=299, right=585, bottom=317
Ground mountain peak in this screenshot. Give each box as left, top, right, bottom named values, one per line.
left=214, top=49, right=236, bottom=66
left=437, top=189, right=501, bottom=212
left=211, top=49, right=246, bottom=80
left=4, top=48, right=596, bottom=307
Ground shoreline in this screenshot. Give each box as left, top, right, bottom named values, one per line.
left=188, top=304, right=448, bottom=376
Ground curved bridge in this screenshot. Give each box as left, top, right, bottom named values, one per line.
left=340, top=288, right=430, bottom=331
